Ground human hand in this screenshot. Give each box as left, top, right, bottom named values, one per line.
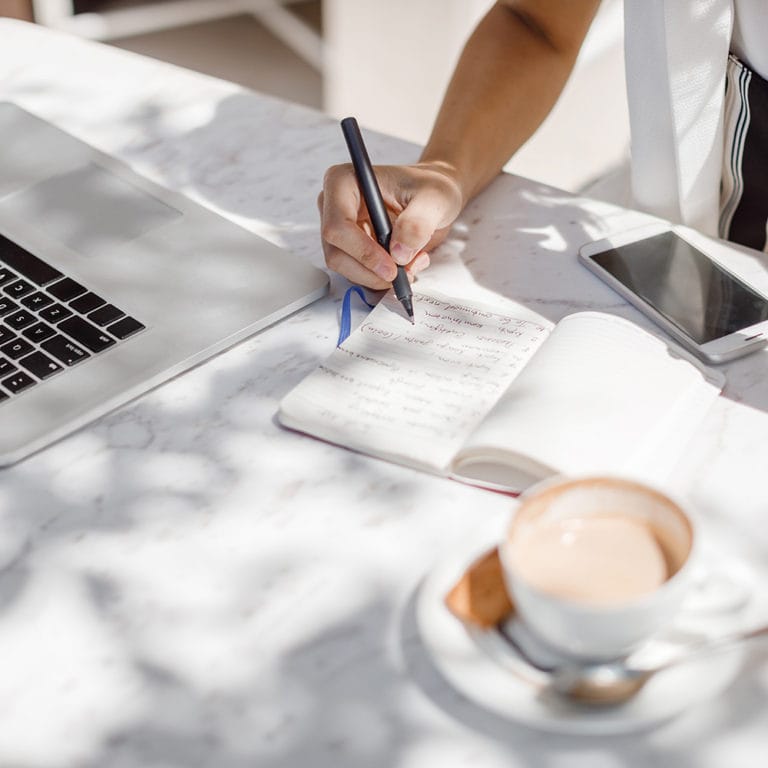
left=318, top=162, right=464, bottom=289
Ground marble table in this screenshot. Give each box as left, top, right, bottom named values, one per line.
left=1, top=19, right=766, bottom=768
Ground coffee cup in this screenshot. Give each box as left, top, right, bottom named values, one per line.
left=498, top=476, right=695, bottom=661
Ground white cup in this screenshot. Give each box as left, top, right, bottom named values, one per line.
left=498, top=476, right=696, bottom=661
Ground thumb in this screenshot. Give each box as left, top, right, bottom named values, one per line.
left=389, top=191, right=452, bottom=266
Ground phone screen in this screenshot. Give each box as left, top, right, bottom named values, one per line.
left=591, top=231, right=768, bottom=344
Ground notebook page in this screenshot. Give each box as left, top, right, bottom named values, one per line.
left=455, top=312, right=723, bottom=483
left=278, top=291, right=550, bottom=473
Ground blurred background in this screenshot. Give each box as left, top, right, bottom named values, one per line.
left=0, top=0, right=629, bottom=193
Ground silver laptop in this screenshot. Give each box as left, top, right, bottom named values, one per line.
left=0, top=103, right=329, bottom=465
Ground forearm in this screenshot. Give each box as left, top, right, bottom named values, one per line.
left=420, top=0, right=599, bottom=205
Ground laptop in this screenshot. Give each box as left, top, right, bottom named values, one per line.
left=0, top=103, right=329, bottom=466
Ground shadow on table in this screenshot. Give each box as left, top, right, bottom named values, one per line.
left=0, top=84, right=767, bottom=765
left=3, top=534, right=766, bottom=768
left=124, top=89, right=768, bottom=416
left=0, top=384, right=441, bottom=766
left=74, top=577, right=768, bottom=767
left=76, top=591, right=417, bottom=768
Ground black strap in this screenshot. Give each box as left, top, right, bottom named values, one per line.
left=720, top=55, right=768, bottom=251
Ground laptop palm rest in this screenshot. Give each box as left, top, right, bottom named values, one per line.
left=0, top=164, right=182, bottom=258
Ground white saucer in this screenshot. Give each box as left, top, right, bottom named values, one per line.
left=416, top=530, right=761, bottom=736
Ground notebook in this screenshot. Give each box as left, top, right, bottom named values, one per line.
left=278, top=290, right=724, bottom=493
left=0, top=102, right=328, bottom=465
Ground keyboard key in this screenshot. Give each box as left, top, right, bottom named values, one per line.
left=21, top=291, right=54, bottom=311
left=0, top=338, right=34, bottom=359
left=0, top=357, right=16, bottom=377
left=1, top=370, right=35, bottom=394
left=4, top=279, right=35, bottom=299
left=41, top=335, right=90, bottom=366
left=107, top=316, right=145, bottom=340
left=88, top=303, right=124, bottom=326
left=0, top=267, right=16, bottom=286
left=19, top=351, right=63, bottom=380
left=48, top=277, right=87, bottom=301
left=22, top=322, right=56, bottom=343
left=39, top=303, right=73, bottom=324
left=0, top=234, right=62, bottom=285
left=70, top=292, right=106, bottom=314
left=0, top=326, right=16, bottom=345
left=0, top=297, right=18, bottom=317
left=6, top=310, right=36, bottom=331
left=59, top=316, right=115, bottom=353
left=0, top=389, right=7, bottom=403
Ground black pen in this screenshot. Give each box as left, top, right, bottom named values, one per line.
left=340, top=117, right=415, bottom=324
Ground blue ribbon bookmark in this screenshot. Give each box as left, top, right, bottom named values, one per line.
left=338, top=285, right=375, bottom=346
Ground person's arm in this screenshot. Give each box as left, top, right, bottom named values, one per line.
left=422, top=0, right=600, bottom=204
left=320, top=0, right=601, bottom=289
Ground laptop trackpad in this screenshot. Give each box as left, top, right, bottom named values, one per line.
left=0, top=163, right=181, bottom=257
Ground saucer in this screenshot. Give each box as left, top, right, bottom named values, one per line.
left=416, top=529, right=760, bottom=736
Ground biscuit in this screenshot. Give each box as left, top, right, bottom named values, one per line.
left=444, top=547, right=514, bottom=627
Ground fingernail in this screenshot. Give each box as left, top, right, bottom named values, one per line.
left=375, top=260, right=396, bottom=281
left=411, top=252, right=430, bottom=273
left=391, top=241, right=415, bottom=265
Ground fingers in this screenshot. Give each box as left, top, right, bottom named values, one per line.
left=323, top=244, right=430, bottom=290
left=389, top=188, right=457, bottom=266
left=321, top=165, right=397, bottom=284
left=323, top=244, right=392, bottom=290
left=406, top=251, right=430, bottom=278
left=319, top=163, right=457, bottom=288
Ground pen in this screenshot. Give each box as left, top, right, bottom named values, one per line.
left=340, top=116, right=415, bottom=324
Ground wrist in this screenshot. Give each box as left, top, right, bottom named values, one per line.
left=414, top=156, right=471, bottom=210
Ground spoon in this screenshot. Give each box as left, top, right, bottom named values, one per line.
left=498, top=622, right=768, bottom=705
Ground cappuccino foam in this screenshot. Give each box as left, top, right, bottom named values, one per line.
left=511, top=515, right=668, bottom=605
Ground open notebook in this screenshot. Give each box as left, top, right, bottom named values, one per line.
left=278, top=290, right=724, bottom=493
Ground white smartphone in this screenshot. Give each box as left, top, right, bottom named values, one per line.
left=579, top=223, right=768, bottom=363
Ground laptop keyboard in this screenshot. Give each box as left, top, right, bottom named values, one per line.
left=0, top=233, right=145, bottom=405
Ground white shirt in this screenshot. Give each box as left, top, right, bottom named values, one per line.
left=623, top=0, right=733, bottom=235
left=732, top=0, right=768, bottom=80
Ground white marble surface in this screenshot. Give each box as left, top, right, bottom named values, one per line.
left=0, top=19, right=767, bottom=768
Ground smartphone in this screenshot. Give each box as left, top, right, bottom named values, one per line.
left=579, top=224, right=768, bottom=363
